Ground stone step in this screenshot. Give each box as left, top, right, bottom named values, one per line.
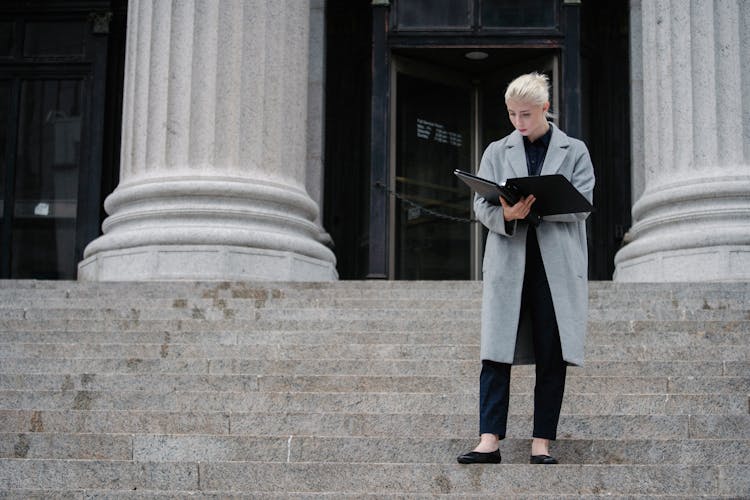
left=0, top=373, right=746, bottom=395
left=1, top=306, right=748, bottom=322
left=3, top=410, right=746, bottom=440
left=3, top=294, right=750, bottom=309
left=0, top=280, right=748, bottom=498
left=4, top=493, right=746, bottom=500
left=1, top=278, right=748, bottom=296
left=0, top=373, right=714, bottom=396
left=0, top=286, right=484, bottom=301
left=2, top=318, right=749, bottom=334
left=1, top=357, right=746, bottom=378
left=110, top=355, right=736, bottom=377
left=0, top=460, right=745, bottom=496
left=1, top=433, right=746, bottom=465
left=0, top=390, right=745, bottom=415
left=0, top=342, right=747, bottom=363
left=137, top=435, right=750, bottom=466
left=228, top=412, right=750, bottom=440
left=0, top=327, right=747, bottom=348
left=2, top=294, right=749, bottom=310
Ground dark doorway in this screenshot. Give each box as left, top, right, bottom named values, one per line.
left=581, top=0, right=631, bottom=279
left=0, top=0, right=126, bottom=279
left=325, top=0, right=631, bottom=280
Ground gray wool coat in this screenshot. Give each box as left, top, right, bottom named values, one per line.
left=473, top=123, right=594, bottom=367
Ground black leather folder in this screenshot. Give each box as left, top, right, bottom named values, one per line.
left=454, top=169, right=593, bottom=226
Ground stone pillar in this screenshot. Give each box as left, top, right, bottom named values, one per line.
left=79, top=0, right=337, bottom=281
left=614, top=0, right=750, bottom=281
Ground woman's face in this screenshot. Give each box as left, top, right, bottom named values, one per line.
left=506, top=99, right=550, bottom=141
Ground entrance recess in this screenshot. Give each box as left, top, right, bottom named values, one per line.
left=389, top=52, right=558, bottom=280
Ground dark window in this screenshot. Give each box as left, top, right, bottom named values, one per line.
left=0, top=22, right=12, bottom=57
left=24, top=21, right=86, bottom=57
left=481, top=0, right=558, bottom=28
left=0, top=80, right=8, bottom=219
left=0, top=1, right=127, bottom=279
left=11, top=79, right=83, bottom=279
left=393, top=0, right=559, bottom=31
left=396, top=0, right=472, bottom=29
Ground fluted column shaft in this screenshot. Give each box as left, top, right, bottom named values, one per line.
left=614, top=0, right=750, bottom=281
left=79, top=0, right=337, bottom=281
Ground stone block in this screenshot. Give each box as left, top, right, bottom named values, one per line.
left=718, top=465, right=750, bottom=496
left=0, top=433, right=131, bottom=460
left=0, top=359, right=209, bottom=375
left=133, top=435, right=287, bottom=462
left=0, top=491, right=81, bottom=499
left=198, top=463, right=719, bottom=495
left=689, top=415, right=750, bottom=439
left=0, top=460, right=198, bottom=490
left=0, top=410, right=229, bottom=435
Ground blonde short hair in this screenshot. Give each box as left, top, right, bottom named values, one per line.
left=505, top=72, right=554, bottom=119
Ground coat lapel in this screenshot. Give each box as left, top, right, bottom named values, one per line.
left=539, top=123, right=571, bottom=176
left=505, top=130, right=528, bottom=178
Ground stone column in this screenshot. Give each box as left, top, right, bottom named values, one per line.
left=614, top=0, right=750, bottom=281
left=79, top=0, right=337, bottom=281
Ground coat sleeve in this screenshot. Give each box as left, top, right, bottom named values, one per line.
left=473, top=143, right=517, bottom=236
left=543, top=143, right=595, bottom=223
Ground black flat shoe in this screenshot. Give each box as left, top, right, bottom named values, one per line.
left=529, top=454, right=558, bottom=464
left=457, top=450, right=502, bottom=464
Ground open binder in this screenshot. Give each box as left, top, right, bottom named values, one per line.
left=454, top=169, right=593, bottom=227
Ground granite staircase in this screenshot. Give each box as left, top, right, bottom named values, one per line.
left=0, top=280, right=748, bottom=498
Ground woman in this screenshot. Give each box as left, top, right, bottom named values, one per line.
left=457, top=72, right=594, bottom=465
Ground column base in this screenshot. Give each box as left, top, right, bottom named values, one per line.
left=614, top=174, right=750, bottom=282
left=78, top=244, right=338, bottom=281
left=613, top=245, right=750, bottom=282
left=78, top=175, right=338, bottom=282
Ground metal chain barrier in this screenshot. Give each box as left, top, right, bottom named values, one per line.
left=375, top=182, right=478, bottom=224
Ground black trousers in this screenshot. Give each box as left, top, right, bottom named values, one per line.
left=479, top=226, right=567, bottom=440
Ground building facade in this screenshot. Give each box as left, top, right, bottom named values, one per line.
left=0, top=0, right=747, bottom=282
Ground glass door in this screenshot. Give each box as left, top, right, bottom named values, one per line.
left=390, top=60, right=475, bottom=279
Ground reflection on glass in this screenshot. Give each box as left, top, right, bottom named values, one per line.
left=12, top=79, right=82, bottom=279
left=397, top=0, right=471, bottom=29
left=24, top=21, right=85, bottom=57
left=482, top=0, right=558, bottom=28
left=395, top=73, right=472, bottom=279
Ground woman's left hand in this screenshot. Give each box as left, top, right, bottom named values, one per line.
left=500, top=195, right=536, bottom=221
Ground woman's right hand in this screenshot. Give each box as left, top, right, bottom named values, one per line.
left=500, top=195, right=536, bottom=221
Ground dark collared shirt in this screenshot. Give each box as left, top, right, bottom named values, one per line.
left=523, top=124, right=553, bottom=176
